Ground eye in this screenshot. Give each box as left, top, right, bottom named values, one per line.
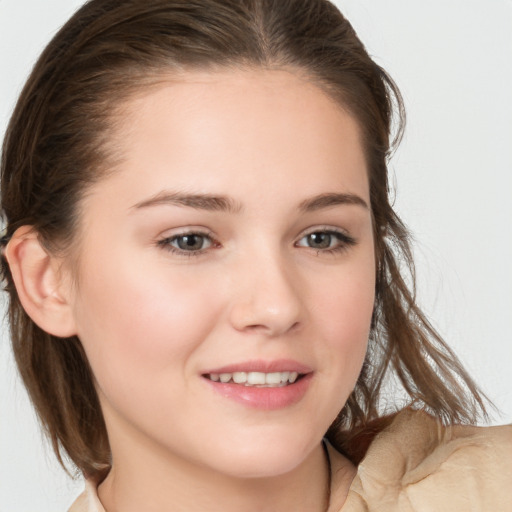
left=157, top=232, right=215, bottom=255
left=296, top=229, right=356, bottom=252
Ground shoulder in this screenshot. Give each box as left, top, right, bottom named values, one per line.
left=68, top=477, right=105, bottom=512
left=340, top=408, right=512, bottom=512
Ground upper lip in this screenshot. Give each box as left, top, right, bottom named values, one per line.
left=202, top=359, right=312, bottom=375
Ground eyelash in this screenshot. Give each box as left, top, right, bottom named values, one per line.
left=156, top=227, right=357, bottom=258
left=295, top=228, right=357, bottom=255
left=156, top=230, right=217, bottom=258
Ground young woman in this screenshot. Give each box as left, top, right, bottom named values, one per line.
left=1, top=1, right=511, bottom=511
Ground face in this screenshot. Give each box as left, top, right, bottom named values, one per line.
left=66, top=68, right=375, bottom=478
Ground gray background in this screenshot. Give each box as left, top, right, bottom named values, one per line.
left=1, top=1, right=511, bottom=510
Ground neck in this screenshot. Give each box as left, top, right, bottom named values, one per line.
left=98, top=439, right=354, bottom=512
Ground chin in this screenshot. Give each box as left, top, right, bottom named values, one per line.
left=202, top=429, right=318, bottom=479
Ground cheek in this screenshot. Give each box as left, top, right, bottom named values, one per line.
left=311, top=257, right=375, bottom=378
left=316, top=253, right=375, bottom=332
left=321, top=281, right=374, bottom=344
left=292, top=255, right=374, bottom=432
left=71, top=255, right=220, bottom=394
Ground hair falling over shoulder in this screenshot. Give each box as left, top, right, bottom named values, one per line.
left=0, top=0, right=487, bottom=479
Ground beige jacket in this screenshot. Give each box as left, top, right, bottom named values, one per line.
left=69, top=409, right=512, bottom=511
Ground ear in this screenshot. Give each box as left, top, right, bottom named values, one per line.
left=5, top=226, right=77, bottom=338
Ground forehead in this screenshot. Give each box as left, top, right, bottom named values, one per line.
left=97, top=67, right=369, bottom=207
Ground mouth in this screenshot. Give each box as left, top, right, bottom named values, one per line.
left=201, top=360, right=313, bottom=409
left=203, top=371, right=303, bottom=387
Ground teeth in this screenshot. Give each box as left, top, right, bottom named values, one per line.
left=206, top=371, right=302, bottom=387
left=265, top=372, right=282, bottom=385
left=247, top=372, right=266, bottom=385
left=233, top=372, right=246, bottom=383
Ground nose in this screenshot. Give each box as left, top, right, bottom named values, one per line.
left=228, top=250, right=303, bottom=337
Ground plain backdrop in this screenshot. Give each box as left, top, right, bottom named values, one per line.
left=1, top=1, right=511, bottom=510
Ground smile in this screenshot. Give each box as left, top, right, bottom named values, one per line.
left=206, top=371, right=300, bottom=387
left=201, top=362, right=313, bottom=410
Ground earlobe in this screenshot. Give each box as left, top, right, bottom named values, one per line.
left=4, top=226, right=77, bottom=338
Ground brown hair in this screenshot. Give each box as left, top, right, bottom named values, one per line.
left=1, top=0, right=486, bottom=478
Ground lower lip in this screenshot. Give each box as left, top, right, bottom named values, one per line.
left=202, top=373, right=313, bottom=410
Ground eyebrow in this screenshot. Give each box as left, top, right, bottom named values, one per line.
left=131, top=191, right=243, bottom=213
left=131, top=191, right=368, bottom=213
left=298, top=192, right=369, bottom=212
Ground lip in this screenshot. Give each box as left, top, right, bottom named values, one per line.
left=202, top=359, right=313, bottom=375
left=201, top=359, right=313, bottom=410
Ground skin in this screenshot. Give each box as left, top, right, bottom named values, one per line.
left=61, top=68, right=375, bottom=511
